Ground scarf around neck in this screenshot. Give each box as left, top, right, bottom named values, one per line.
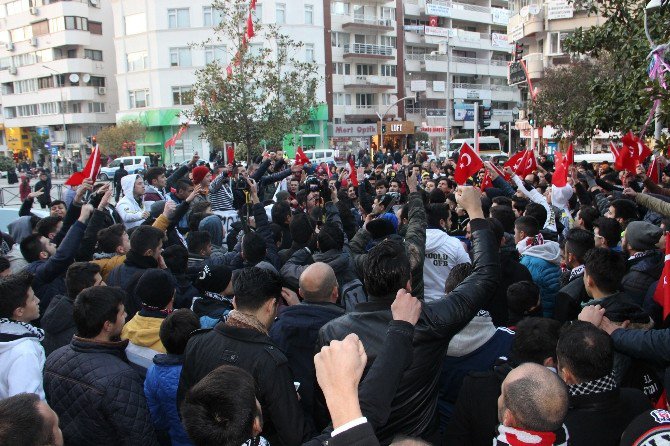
left=568, top=372, right=617, bottom=397
left=569, top=264, right=585, bottom=282
left=516, top=234, right=545, bottom=255
left=495, top=424, right=569, bottom=446
left=0, top=318, right=45, bottom=341
left=124, top=250, right=159, bottom=269
left=225, top=310, right=268, bottom=336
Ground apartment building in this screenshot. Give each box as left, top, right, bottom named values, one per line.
left=506, top=0, right=601, bottom=144
left=0, top=0, right=118, bottom=163
left=111, top=0, right=326, bottom=163
left=402, top=0, right=522, bottom=150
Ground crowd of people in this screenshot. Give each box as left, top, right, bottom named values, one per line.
left=2, top=146, right=670, bottom=446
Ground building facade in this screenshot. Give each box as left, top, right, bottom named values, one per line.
left=0, top=0, right=118, bottom=164
left=403, top=0, right=522, bottom=151
left=111, top=0, right=327, bottom=164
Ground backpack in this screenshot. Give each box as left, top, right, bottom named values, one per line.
left=340, top=279, right=367, bottom=312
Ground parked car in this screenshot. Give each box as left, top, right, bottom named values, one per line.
left=98, top=156, right=150, bottom=181
left=304, top=149, right=336, bottom=165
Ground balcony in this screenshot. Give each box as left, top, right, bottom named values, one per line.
left=406, top=54, right=510, bottom=77
left=424, top=0, right=511, bottom=25
left=343, top=75, right=396, bottom=90
left=341, top=15, right=395, bottom=32
left=340, top=105, right=397, bottom=121
left=507, top=7, right=545, bottom=40
left=1, top=86, right=97, bottom=107
left=523, top=53, right=545, bottom=80
left=343, top=43, right=395, bottom=60
left=452, top=82, right=522, bottom=102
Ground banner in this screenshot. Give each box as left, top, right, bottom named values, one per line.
left=425, top=26, right=450, bottom=37
left=547, top=0, right=574, bottom=19
left=454, top=103, right=475, bottom=121
left=213, top=210, right=241, bottom=234
left=332, top=124, right=377, bottom=137
left=410, top=80, right=427, bottom=92
left=491, top=7, right=510, bottom=25
left=426, top=3, right=450, bottom=17
left=491, top=32, right=511, bottom=48
left=433, top=81, right=446, bottom=92
left=508, top=24, right=524, bottom=42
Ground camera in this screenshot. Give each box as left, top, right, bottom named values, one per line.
left=234, top=177, right=249, bottom=190
left=305, top=176, right=321, bottom=192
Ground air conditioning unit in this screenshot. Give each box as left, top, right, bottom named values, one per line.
left=29, top=7, right=38, bottom=15
left=5, top=42, right=14, bottom=51
left=97, top=87, right=106, bottom=95
left=30, top=37, right=37, bottom=47
left=8, top=66, right=17, bottom=75
left=89, top=0, right=100, bottom=6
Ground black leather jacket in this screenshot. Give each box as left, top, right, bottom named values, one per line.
left=318, top=218, right=499, bottom=443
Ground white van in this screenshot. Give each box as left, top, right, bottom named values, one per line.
left=304, top=149, right=335, bottom=165
left=443, top=137, right=503, bottom=158
left=98, top=156, right=151, bottom=181
left=574, top=152, right=615, bottom=164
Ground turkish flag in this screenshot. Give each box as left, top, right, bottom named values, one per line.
left=615, top=145, right=639, bottom=172
left=226, top=145, right=235, bottom=164
left=516, top=150, right=537, bottom=177
left=653, top=234, right=670, bottom=321
left=566, top=143, right=574, bottom=166
left=66, top=145, right=101, bottom=186
left=609, top=142, right=620, bottom=161
left=347, top=157, right=358, bottom=187
left=480, top=170, right=493, bottom=190
left=622, top=131, right=651, bottom=164
left=454, top=143, right=483, bottom=185
left=429, top=16, right=438, bottom=26
left=503, top=150, right=526, bottom=178
left=245, top=12, right=255, bottom=39
left=553, top=152, right=568, bottom=187
left=295, top=146, right=310, bottom=165
left=648, top=156, right=660, bottom=183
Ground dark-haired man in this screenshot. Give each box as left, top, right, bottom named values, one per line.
left=621, top=221, right=664, bottom=306
left=554, top=228, right=595, bottom=322
left=178, top=267, right=309, bottom=445
left=43, top=286, right=158, bottom=446
left=0, top=272, right=45, bottom=399
left=41, top=262, right=104, bottom=356
left=557, top=321, right=650, bottom=445
left=0, top=393, right=63, bottom=446
left=21, top=204, right=93, bottom=314
left=593, top=216, right=622, bottom=251
left=319, top=186, right=498, bottom=443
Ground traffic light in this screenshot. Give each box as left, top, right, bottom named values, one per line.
left=514, top=43, right=524, bottom=62
left=528, top=113, right=535, bottom=127
left=381, top=124, right=387, bottom=133
left=478, top=104, right=492, bottom=129
left=478, top=104, right=485, bottom=129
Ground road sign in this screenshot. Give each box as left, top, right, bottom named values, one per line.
left=508, top=61, right=528, bottom=86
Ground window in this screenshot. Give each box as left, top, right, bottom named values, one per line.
left=169, top=47, right=192, bottom=67
left=70, top=103, right=82, bottom=114
left=4, top=0, right=27, bottom=16
left=89, top=76, right=105, bottom=87
left=14, top=79, right=37, bottom=94
left=356, top=64, right=374, bottom=76
left=382, top=93, right=393, bottom=105
left=275, top=3, right=285, bottom=24
left=172, top=86, right=194, bottom=105
left=381, top=7, right=395, bottom=19
left=331, top=32, right=349, bottom=48
left=203, top=6, right=222, bottom=27
left=4, top=107, right=16, bottom=119
left=254, top=3, right=263, bottom=21
left=380, top=64, right=396, bottom=76
left=304, top=4, right=313, bottom=24
left=38, top=76, right=55, bottom=89
left=88, top=102, right=106, bottom=113
left=249, top=43, right=263, bottom=57
left=333, top=93, right=351, bottom=106
left=380, top=36, right=396, bottom=48
left=32, top=20, right=49, bottom=37
left=356, top=93, right=375, bottom=106
left=205, top=45, right=226, bottom=64
left=548, top=32, right=570, bottom=55
left=10, top=25, right=32, bottom=42
left=127, top=51, right=148, bottom=71
left=89, top=21, right=102, bottom=35
left=125, top=13, right=146, bottom=35
left=331, top=2, right=349, bottom=14
left=168, top=8, right=190, bottom=29
left=2, top=83, right=14, bottom=95
left=84, top=49, right=102, bottom=61
left=333, top=62, right=350, bottom=75
left=129, top=89, right=150, bottom=108
left=305, top=44, right=314, bottom=62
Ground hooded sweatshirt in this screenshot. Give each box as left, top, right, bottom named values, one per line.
left=518, top=236, right=562, bottom=318
left=116, top=174, right=146, bottom=229
left=551, top=185, right=575, bottom=239
left=6, top=217, right=33, bottom=273
left=0, top=319, right=46, bottom=400
left=423, top=228, right=471, bottom=302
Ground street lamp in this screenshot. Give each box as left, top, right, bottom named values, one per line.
left=441, top=37, right=452, bottom=156
left=42, top=65, right=67, bottom=159
left=375, top=95, right=413, bottom=156
left=644, top=0, right=663, bottom=140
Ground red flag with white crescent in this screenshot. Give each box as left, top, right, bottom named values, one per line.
left=295, top=146, right=310, bottom=165
left=503, top=150, right=526, bottom=178
left=648, top=156, right=660, bottom=183
left=454, top=143, right=483, bottom=185
left=65, top=144, right=101, bottom=186
left=653, top=234, right=670, bottom=322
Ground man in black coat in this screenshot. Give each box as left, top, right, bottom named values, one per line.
left=178, top=267, right=311, bottom=446
left=34, top=170, right=52, bottom=208
left=318, top=186, right=498, bottom=443
left=621, top=221, right=664, bottom=306
left=43, top=286, right=158, bottom=446
left=557, top=321, right=650, bottom=445
left=113, top=162, right=128, bottom=202
left=270, top=262, right=345, bottom=418
left=554, top=228, right=595, bottom=323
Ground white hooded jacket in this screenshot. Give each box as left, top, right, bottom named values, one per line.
left=423, top=228, right=471, bottom=302
left=0, top=320, right=46, bottom=400
left=116, top=174, right=146, bottom=229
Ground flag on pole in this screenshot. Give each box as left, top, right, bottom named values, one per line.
left=480, top=170, right=493, bottom=190
left=653, top=234, right=670, bottom=322
left=553, top=152, right=568, bottom=187
left=165, top=125, right=188, bottom=149
left=648, top=156, right=660, bottom=183
left=295, top=146, right=310, bottom=165
left=503, top=150, right=526, bottom=178
left=566, top=143, right=575, bottom=166
left=515, top=150, right=537, bottom=178
left=65, top=144, right=101, bottom=186
left=454, top=143, right=483, bottom=185
left=245, top=12, right=255, bottom=39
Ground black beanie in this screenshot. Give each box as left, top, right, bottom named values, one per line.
left=290, top=213, right=314, bottom=245
left=196, top=264, right=233, bottom=294
left=367, top=218, right=395, bottom=240
left=135, top=269, right=175, bottom=309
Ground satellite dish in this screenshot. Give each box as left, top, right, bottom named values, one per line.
left=69, top=73, right=80, bottom=83
left=82, top=74, right=91, bottom=83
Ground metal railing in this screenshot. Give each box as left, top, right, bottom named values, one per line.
left=343, top=43, right=394, bottom=56
left=407, top=54, right=510, bottom=66
left=347, top=15, right=394, bottom=27
left=428, top=0, right=496, bottom=14
left=453, top=82, right=519, bottom=92
left=343, top=75, right=396, bottom=86
left=0, top=184, right=64, bottom=208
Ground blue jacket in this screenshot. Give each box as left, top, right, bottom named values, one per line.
left=520, top=242, right=562, bottom=318
left=144, top=354, right=192, bottom=446
left=26, top=221, right=86, bottom=315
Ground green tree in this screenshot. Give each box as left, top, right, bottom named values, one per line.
left=559, top=0, right=670, bottom=141
left=189, top=0, right=321, bottom=164
left=30, top=131, right=49, bottom=157
left=97, top=121, right=146, bottom=157
left=0, top=156, right=14, bottom=172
